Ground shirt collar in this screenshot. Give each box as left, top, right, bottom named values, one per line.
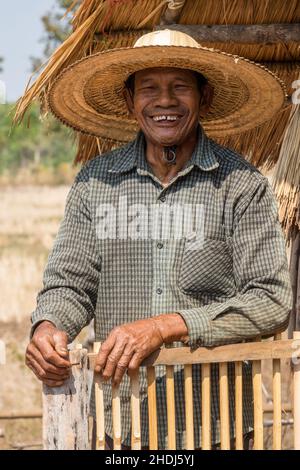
left=108, top=126, right=219, bottom=174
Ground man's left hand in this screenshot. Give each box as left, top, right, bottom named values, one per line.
left=94, top=313, right=188, bottom=385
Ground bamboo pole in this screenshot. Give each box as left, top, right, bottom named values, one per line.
left=252, top=360, right=264, bottom=450
left=184, top=364, right=194, bottom=450
left=201, top=363, right=211, bottom=450
left=112, top=384, right=121, bottom=450
left=219, top=362, right=230, bottom=450
left=273, top=334, right=282, bottom=450
left=93, top=342, right=105, bottom=450
left=156, top=23, right=300, bottom=44
left=88, top=339, right=300, bottom=368
left=293, top=331, right=300, bottom=450
left=130, top=370, right=141, bottom=450
left=147, top=367, right=158, bottom=450
left=235, top=361, right=243, bottom=450
left=166, top=366, right=176, bottom=450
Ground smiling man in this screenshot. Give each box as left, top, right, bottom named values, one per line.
left=25, top=30, right=292, bottom=449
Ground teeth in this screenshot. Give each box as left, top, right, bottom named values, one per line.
left=152, top=115, right=179, bottom=122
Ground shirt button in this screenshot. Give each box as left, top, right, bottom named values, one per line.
left=160, top=195, right=166, bottom=202
left=156, top=288, right=163, bottom=295
left=157, top=242, right=164, bottom=249
left=157, top=377, right=162, bottom=384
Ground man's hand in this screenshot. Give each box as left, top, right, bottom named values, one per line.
left=25, top=321, right=71, bottom=387
left=95, top=313, right=188, bottom=385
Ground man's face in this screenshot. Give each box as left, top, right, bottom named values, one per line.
left=124, top=67, right=206, bottom=148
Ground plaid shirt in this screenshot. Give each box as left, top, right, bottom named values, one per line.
left=31, top=126, right=292, bottom=449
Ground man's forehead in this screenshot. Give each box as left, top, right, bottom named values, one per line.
left=135, top=67, right=197, bottom=81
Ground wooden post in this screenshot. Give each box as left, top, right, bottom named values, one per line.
left=219, top=362, right=230, bottom=450
left=130, top=370, right=141, bottom=450
left=273, top=334, right=282, bottom=450
left=252, top=360, right=264, bottom=450
left=235, top=361, right=243, bottom=450
left=112, top=384, right=121, bottom=450
left=43, top=347, right=91, bottom=450
left=93, top=342, right=105, bottom=450
left=147, top=366, right=158, bottom=450
left=166, top=365, right=176, bottom=450
left=201, top=363, right=211, bottom=450
left=293, top=332, right=300, bottom=450
left=156, top=23, right=300, bottom=44
left=184, top=364, right=194, bottom=450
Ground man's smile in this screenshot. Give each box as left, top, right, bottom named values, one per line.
left=148, top=113, right=184, bottom=126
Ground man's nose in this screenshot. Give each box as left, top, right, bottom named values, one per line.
left=154, top=87, right=178, bottom=107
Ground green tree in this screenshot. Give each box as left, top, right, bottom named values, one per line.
left=31, top=0, right=79, bottom=70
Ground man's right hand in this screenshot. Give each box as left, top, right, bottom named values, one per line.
left=25, top=321, right=71, bottom=387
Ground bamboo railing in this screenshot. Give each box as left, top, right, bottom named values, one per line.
left=43, top=333, right=300, bottom=450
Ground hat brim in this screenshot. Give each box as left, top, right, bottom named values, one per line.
left=48, top=45, right=287, bottom=141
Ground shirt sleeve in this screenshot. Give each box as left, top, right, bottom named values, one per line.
left=177, top=177, right=292, bottom=348
left=30, top=166, right=100, bottom=341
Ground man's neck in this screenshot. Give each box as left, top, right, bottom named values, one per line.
left=145, top=129, right=199, bottom=187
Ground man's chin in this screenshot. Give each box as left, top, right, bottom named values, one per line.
left=146, top=131, right=183, bottom=148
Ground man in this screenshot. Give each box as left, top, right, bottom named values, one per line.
left=25, top=30, right=292, bottom=449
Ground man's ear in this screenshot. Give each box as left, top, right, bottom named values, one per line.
left=199, top=83, right=214, bottom=118
left=122, top=87, right=135, bottom=118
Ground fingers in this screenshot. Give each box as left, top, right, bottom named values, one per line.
left=32, top=333, right=71, bottom=369
left=26, top=353, right=65, bottom=387
left=94, top=333, right=117, bottom=373
left=112, top=351, right=135, bottom=385
left=53, top=330, right=69, bottom=358
left=101, top=340, right=127, bottom=381
left=26, top=343, right=70, bottom=380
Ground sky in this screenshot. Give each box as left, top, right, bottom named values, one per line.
left=0, top=0, right=60, bottom=102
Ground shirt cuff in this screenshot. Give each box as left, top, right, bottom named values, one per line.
left=30, top=311, right=73, bottom=341
left=177, top=307, right=212, bottom=349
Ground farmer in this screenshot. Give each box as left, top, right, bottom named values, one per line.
left=25, top=30, right=292, bottom=449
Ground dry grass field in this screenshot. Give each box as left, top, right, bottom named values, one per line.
left=0, top=185, right=68, bottom=449
left=0, top=185, right=294, bottom=450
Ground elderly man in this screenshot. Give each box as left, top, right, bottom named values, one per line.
left=25, top=30, right=292, bottom=449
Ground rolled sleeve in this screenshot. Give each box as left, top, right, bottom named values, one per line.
left=177, top=178, right=292, bottom=348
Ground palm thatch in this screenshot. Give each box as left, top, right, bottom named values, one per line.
left=273, top=101, right=300, bottom=241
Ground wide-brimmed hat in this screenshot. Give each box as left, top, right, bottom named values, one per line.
left=48, top=29, right=287, bottom=142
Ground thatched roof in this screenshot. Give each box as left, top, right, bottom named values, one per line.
left=14, top=0, right=300, bottom=236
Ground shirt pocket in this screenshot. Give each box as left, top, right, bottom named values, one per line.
left=178, top=232, right=235, bottom=297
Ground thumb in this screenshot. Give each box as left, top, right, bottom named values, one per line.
left=53, top=330, right=69, bottom=357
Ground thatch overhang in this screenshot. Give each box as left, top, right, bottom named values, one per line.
left=14, top=0, right=300, bottom=237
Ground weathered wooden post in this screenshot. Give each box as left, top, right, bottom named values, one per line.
left=43, top=346, right=92, bottom=450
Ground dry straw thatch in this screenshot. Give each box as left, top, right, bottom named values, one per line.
left=273, top=101, right=300, bottom=241
left=14, top=0, right=300, bottom=233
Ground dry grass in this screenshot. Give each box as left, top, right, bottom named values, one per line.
left=0, top=186, right=69, bottom=323
left=273, top=103, right=300, bottom=240
left=0, top=186, right=69, bottom=449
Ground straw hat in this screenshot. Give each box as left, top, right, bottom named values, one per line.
left=48, top=29, right=287, bottom=142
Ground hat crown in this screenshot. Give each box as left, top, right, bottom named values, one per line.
left=133, top=29, right=201, bottom=49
